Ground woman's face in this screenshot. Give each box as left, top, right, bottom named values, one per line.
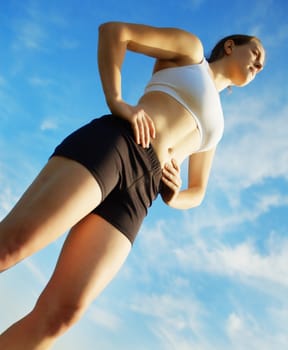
left=229, top=39, right=265, bottom=87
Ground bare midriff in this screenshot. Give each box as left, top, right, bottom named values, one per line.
left=138, top=91, right=201, bottom=167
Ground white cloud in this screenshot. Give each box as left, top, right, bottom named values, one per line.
left=87, top=305, right=122, bottom=331
left=10, top=2, right=76, bottom=53
left=212, top=92, right=288, bottom=197
left=187, top=0, right=205, bottom=8
left=17, top=21, right=46, bottom=50
left=184, top=191, right=288, bottom=233
left=129, top=217, right=288, bottom=350
left=28, top=76, right=54, bottom=87
left=226, top=313, right=243, bottom=336
left=263, top=23, right=288, bottom=47
left=0, top=264, right=42, bottom=329
left=131, top=293, right=203, bottom=330
left=59, top=39, right=79, bottom=50
left=0, top=76, right=6, bottom=86
left=0, top=164, right=19, bottom=218
left=131, top=293, right=207, bottom=350
left=23, top=259, right=48, bottom=287
left=0, top=186, right=16, bottom=218
left=174, top=231, right=288, bottom=287
left=40, top=118, right=58, bottom=131
left=225, top=309, right=288, bottom=350
left=11, top=6, right=47, bottom=51
left=0, top=85, right=21, bottom=120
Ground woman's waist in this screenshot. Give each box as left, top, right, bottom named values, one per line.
left=138, top=91, right=199, bottom=136
left=150, top=128, right=201, bottom=167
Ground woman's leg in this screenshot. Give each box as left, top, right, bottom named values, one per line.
left=0, top=156, right=103, bottom=271
left=0, top=213, right=131, bottom=350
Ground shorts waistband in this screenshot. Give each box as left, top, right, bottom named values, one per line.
left=101, top=114, right=162, bottom=174
left=145, top=144, right=162, bottom=174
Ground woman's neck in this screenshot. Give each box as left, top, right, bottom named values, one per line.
left=208, top=59, right=233, bottom=92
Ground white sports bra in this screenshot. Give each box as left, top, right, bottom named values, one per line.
left=144, top=59, right=224, bottom=152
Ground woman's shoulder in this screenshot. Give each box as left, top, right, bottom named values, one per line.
left=171, top=29, right=204, bottom=65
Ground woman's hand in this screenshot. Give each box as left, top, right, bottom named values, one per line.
left=160, top=158, right=182, bottom=205
left=110, top=99, right=156, bottom=148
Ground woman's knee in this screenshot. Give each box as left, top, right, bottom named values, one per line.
left=0, top=237, right=24, bottom=272
left=33, top=294, right=87, bottom=337
left=0, top=219, right=34, bottom=271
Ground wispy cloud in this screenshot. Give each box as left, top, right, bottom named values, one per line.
left=182, top=191, right=288, bottom=233
left=128, top=217, right=288, bottom=350
left=23, top=258, right=48, bottom=287
left=263, top=23, right=288, bottom=47
left=40, top=118, right=58, bottom=131
left=0, top=184, right=16, bottom=218
left=174, top=233, right=288, bottom=286
left=59, top=38, right=79, bottom=50
left=87, top=305, right=123, bottom=331
left=12, top=20, right=47, bottom=50
left=0, top=76, right=6, bottom=86
left=28, top=76, right=54, bottom=87
left=213, top=92, right=288, bottom=194
left=0, top=163, right=19, bottom=218
left=0, top=84, right=22, bottom=121
left=10, top=2, right=79, bottom=53
left=225, top=308, right=288, bottom=350
left=0, top=263, right=41, bottom=328
left=131, top=293, right=207, bottom=350
left=186, top=0, right=205, bottom=9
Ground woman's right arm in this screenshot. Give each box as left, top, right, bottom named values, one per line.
left=97, top=22, right=203, bottom=147
left=160, top=148, right=216, bottom=209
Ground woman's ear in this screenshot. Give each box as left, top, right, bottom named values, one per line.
left=224, top=39, right=235, bottom=55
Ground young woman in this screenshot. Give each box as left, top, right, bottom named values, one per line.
left=0, top=22, right=265, bottom=349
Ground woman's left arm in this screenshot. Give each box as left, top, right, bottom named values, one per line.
left=160, top=148, right=216, bottom=209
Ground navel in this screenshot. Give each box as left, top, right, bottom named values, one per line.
left=168, top=147, right=174, bottom=155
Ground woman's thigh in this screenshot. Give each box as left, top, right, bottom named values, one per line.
left=0, top=156, right=103, bottom=264
left=35, top=214, right=131, bottom=314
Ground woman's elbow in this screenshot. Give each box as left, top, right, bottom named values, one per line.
left=98, top=21, right=126, bottom=38
left=192, top=187, right=206, bottom=208
left=195, top=196, right=204, bottom=207
left=98, top=22, right=114, bottom=37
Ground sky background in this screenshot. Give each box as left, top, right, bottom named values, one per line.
left=0, top=0, right=288, bottom=349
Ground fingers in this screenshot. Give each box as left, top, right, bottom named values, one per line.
left=162, top=160, right=182, bottom=191
left=132, top=109, right=156, bottom=148
left=111, top=101, right=155, bottom=148
left=171, top=158, right=180, bottom=173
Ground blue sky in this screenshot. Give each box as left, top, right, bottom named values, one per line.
left=1, top=0, right=288, bottom=349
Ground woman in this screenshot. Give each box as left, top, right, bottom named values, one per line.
left=0, top=22, right=265, bottom=349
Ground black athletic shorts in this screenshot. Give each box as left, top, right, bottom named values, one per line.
left=50, top=114, right=162, bottom=244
